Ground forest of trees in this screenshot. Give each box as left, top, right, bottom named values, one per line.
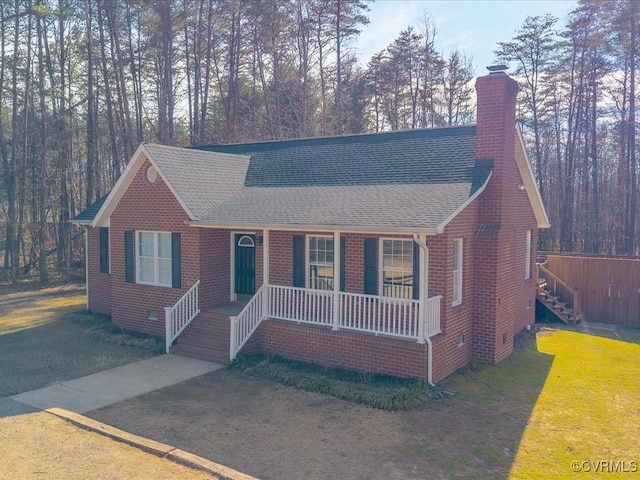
left=0, top=0, right=638, bottom=283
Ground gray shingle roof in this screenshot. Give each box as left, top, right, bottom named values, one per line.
left=195, top=126, right=478, bottom=187
left=72, top=194, right=108, bottom=223
left=74, top=126, right=492, bottom=232
left=193, top=125, right=491, bottom=231
left=143, top=144, right=250, bottom=218
left=196, top=182, right=486, bottom=231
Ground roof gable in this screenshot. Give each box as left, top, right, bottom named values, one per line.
left=81, top=143, right=249, bottom=227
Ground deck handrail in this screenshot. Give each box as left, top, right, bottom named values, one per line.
left=229, top=284, right=266, bottom=360
left=537, top=263, right=580, bottom=316
left=164, top=280, right=200, bottom=353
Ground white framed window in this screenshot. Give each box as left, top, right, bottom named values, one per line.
left=307, top=235, right=334, bottom=290
left=452, top=238, right=463, bottom=306
left=137, top=231, right=172, bottom=287
left=525, top=230, right=532, bottom=279
left=380, top=238, right=413, bottom=299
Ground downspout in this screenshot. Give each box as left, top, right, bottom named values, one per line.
left=413, top=234, right=435, bottom=386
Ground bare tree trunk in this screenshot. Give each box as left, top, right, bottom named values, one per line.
left=624, top=0, right=637, bottom=254
left=56, top=0, right=71, bottom=271
left=36, top=9, right=49, bottom=282
left=96, top=0, right=120, bottom=182
left=84, top=0, right=97, bottom=206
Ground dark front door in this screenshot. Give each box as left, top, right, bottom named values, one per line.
left=235, top=234, right=256, bottom=295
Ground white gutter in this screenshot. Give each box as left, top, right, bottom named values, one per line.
left=413, top=234, right=435, bottom=386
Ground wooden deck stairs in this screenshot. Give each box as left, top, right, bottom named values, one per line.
left=536, top=263, right=582, bottom=325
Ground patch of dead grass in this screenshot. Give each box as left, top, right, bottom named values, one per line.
left=83, top=324, right=164, bottom=353
left=0, top=294, right=86, bottom=335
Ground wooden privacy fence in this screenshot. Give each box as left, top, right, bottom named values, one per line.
left=545, top=254, right=640, bottom=328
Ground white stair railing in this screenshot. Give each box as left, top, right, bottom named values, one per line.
left=230, top=284, right=266, bottom=360
left=164, top=280, right=200, bottom=353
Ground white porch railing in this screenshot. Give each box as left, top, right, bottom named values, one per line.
left=268, top=285, right=334, bottom=327
left=268, top=285, right=441, bottom=342
left=229, top=284, right=266, bottom=360
left=338, top=291, right=420, bottom=339
left=229, top=285, right=442, bottom=360
left=164, top=280, right=200, bottom=353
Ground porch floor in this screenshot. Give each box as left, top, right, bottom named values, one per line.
left=208, top=301, right=248, bottom=317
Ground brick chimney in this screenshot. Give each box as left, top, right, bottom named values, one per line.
left=472, top=69, right=522, bottom=364
left=475, top=69, right=519, bottom=225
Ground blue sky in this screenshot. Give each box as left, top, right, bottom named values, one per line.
left=354, top=0, right=578, bottom=75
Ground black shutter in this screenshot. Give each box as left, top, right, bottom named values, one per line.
left=99, top=227, right=109, bottom=273
left=363, top=238, right=378, bottom=295
left=171, top=232, right=181, bottom=289
left=413, top=241, right=420, bottom=300
left=292, top=235, right=304, bottom=287
left=124, top=230, right=134, bottom=283
left=340, top=236, right=346, bottom=291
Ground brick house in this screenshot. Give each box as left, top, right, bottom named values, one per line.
left=73, top=71, right=548, bottom=383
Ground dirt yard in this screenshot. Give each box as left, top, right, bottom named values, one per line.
left=0, top=408, right=217, bottom=480
left=89, top=357, right=542, bottom=480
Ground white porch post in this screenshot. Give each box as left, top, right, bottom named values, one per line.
left=417, top=234, right=428, bottom=343
left=422, top=234, right=429, bottom=299
left=263, top=229, right=270, bottom=317
left=332, top=230, right=341, bottom=330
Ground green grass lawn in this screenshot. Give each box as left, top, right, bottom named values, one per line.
left=441, top=323, right=640, bottom=479
left=435, top=325, right=640, bottom=479
left=508, top=326, right=640, bottom=479
left=230, top=324, right=640, bottom=479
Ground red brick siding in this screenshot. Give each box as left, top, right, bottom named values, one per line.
left=86, top=227, right=111, bottom=314
left=254, top=231, right=264, bottom=289
left=92, top=72, right=539, bottom=382
left=200, top=229, right=231, bottom=308
left=269, top=230, right=413, bottom=292
left=429, top=198, right=479, bottom=381
left=256, top=319, right=428, bottom=379
left=269, top=231, right=293, bottom=286
left=109, top=158, right=202, bottom=336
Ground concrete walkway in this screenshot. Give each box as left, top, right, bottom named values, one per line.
left=10, top=354, right=223, bottom=413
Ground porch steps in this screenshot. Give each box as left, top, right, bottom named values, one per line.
left=169, top=311, right=230, bottom=364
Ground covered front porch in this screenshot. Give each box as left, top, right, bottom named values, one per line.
left=165, top=228, right=442, bottom=379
